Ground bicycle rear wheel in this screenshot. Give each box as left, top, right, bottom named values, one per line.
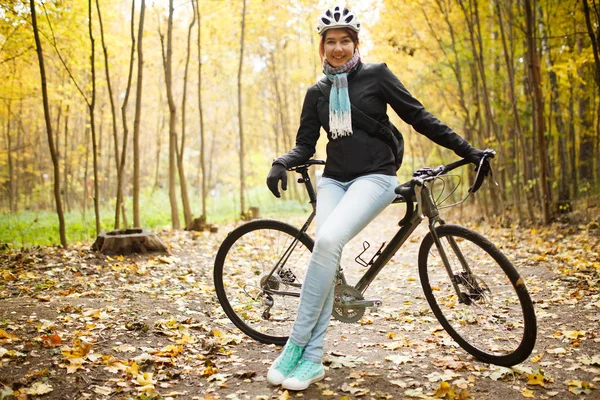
left=214, top=219, right=313, bottom=345
left=419, top=224, right=536, bottom=366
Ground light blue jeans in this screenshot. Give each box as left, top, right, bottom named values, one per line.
left=288, top=173, right=398, bottom=363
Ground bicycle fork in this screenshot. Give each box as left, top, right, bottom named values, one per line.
left=428, top=222, right=481, bottom=305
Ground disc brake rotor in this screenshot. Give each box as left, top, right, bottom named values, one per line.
left=332, top=284, right=365, bottom=323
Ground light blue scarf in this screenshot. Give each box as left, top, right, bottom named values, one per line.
left=323, top=52, right=361, bottom=139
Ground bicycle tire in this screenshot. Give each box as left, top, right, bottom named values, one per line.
left=418, top=224, right=536, bottom=366
left=214, top=219, right=313, bottom=345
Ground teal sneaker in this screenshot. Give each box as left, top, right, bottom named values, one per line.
left=266, top=342, right=304, bottom=385
left=281, top=359, right=325, bottom=391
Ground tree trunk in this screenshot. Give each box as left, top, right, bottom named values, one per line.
left=153, top=84, right=165, bottom=193
left=119, top=0, right=137, bottom=230
left=63, top=104, right=71, bottom=213
left=177, top=0, right=196, bottom=228
left=30, top=0, right=67, bottom=246
left=581, top=0, right=598, bottom=185
left=162, top=0, right=180, bottom=229
left=96, top=0, right=124, bottom=229
left=524, top=0, right=551, bottom=224
left=132, top=0, right=146, bottom=227
left=5, top=101, right=16, bottom=213
left=458, top=0, right=501, bottom=216
left=540, top=7, right=569, bottom=208
left=88, top=0, right=101, bottom=235
left=195, top=0, right=208, bottom=220
left=237, top=0, right=247, bottom=217
left=495, top=0, right=527, bottom=222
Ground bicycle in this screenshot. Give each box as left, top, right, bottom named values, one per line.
left=214, top=151, right=537, bottom=367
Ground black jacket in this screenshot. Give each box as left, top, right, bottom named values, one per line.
left=274, top=61, right=475, bottom=182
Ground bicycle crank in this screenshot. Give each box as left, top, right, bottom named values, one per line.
left=332, top=285, right=381, bottom=323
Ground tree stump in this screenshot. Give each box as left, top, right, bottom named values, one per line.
left=186, top=215, right=218, bottom=233
left=92, top=228, right=168, bottom=255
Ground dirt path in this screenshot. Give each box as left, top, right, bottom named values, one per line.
left=0, top=207, right=599, bottom=399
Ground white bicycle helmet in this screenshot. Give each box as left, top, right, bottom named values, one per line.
left=317, top=5, right=360, bottom=35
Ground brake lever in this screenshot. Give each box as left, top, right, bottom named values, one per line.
left=468, top=150, right=498, bottom=193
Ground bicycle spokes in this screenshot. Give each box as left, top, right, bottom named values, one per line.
left=421, top=226, right=535, bottom=364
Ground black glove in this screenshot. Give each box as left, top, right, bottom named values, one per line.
left=266, top=163, right=287, bottom=198
left=465, top=148, right=490, bottom=177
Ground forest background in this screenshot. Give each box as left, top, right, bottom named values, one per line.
left=1, top=0, right=599, bottom=248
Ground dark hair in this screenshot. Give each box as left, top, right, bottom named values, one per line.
left=319, top=28, right=360, bottom=61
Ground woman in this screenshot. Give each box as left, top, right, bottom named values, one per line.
left=265, top=5, right=486, bottom=391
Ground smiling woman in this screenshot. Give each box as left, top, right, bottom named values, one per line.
left=264, top=3, right=489, bottom=393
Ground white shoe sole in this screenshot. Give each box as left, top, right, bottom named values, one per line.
left=281, top=370, right=325, bottom=391
left=267, top=368, right=287, bottom=386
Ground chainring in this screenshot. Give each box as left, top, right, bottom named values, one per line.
left=332, top=284, right=365, bottom=323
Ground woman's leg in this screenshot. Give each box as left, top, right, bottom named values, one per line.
left=286, top=177, right=346, bottom=349
left=266, top=177, right=346, bottom=385
left=290, top=174, right=398, bottom=362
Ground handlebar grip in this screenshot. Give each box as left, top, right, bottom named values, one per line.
left=468, top=150, right=495, bottom=193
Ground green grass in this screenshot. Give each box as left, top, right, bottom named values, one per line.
left=0, top=186, right=312, bottom=248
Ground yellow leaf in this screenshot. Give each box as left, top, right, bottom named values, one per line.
left=126, top=361, right=139, bottom=376
left=530, top=353, right=542, bottom=363
left=0, top=329, right=19, bottom=342
left=136, top=372, right=156, bottom=386
left=278, top=390, right=290, bottom=400
left=562, top=330, right=585, bottom=339
left=566, top=380, right=596, bottom=395
left=154, top=344, right=183, bottom=357
left=202, top=365, right=219, bottom=376
left=527, top=373, right=545, bottom=387
left=61, top=338, right=92, bottom=358
left=521, top=388, right=535, bottom=398
left=434, top=381, right=454, bottom=398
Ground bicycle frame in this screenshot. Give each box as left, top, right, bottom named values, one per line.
left=263, top=160, right=479, bottom=304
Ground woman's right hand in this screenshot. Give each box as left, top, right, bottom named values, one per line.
left=266, top=163, right=288, bottom=198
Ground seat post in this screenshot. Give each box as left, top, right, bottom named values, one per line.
left=296, top=167, right=317, bottom=209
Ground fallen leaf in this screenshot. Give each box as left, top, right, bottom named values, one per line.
left=566, top=380, right=596, bottom=395
left=136, top=372, right=157, bottom=387
left=434, top=381, right=453, bottom=398
left=521, top=388, right=535, bottom=398
left=527, top=373, right=545, bottom=387
left=561, top=330, right=586, bottom=339
left=93, top=386, right=113, bottom=395
left=0, top=329, right=19, bottom=342
left=41, top=333, right=62, bottom=348
left=26, top=382, right=53, bottom=395
left=61, top=337, right=92, bottom=358
left=278, top=390, right=290, bottom=400
left=530, top=353, right=543, bottom=363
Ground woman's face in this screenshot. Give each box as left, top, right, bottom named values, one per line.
left=324, top=29, right=357, bottom=68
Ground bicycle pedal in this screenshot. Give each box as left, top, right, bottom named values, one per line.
left=370, top=299, right=382, bottom=312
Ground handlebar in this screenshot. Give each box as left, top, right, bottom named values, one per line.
left=405, top=149, right=495, bottom=194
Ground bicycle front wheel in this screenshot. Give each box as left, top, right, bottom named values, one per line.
left=214, top=219, right=313, bottom=345
left=419, top=224, right=536, bottom=366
